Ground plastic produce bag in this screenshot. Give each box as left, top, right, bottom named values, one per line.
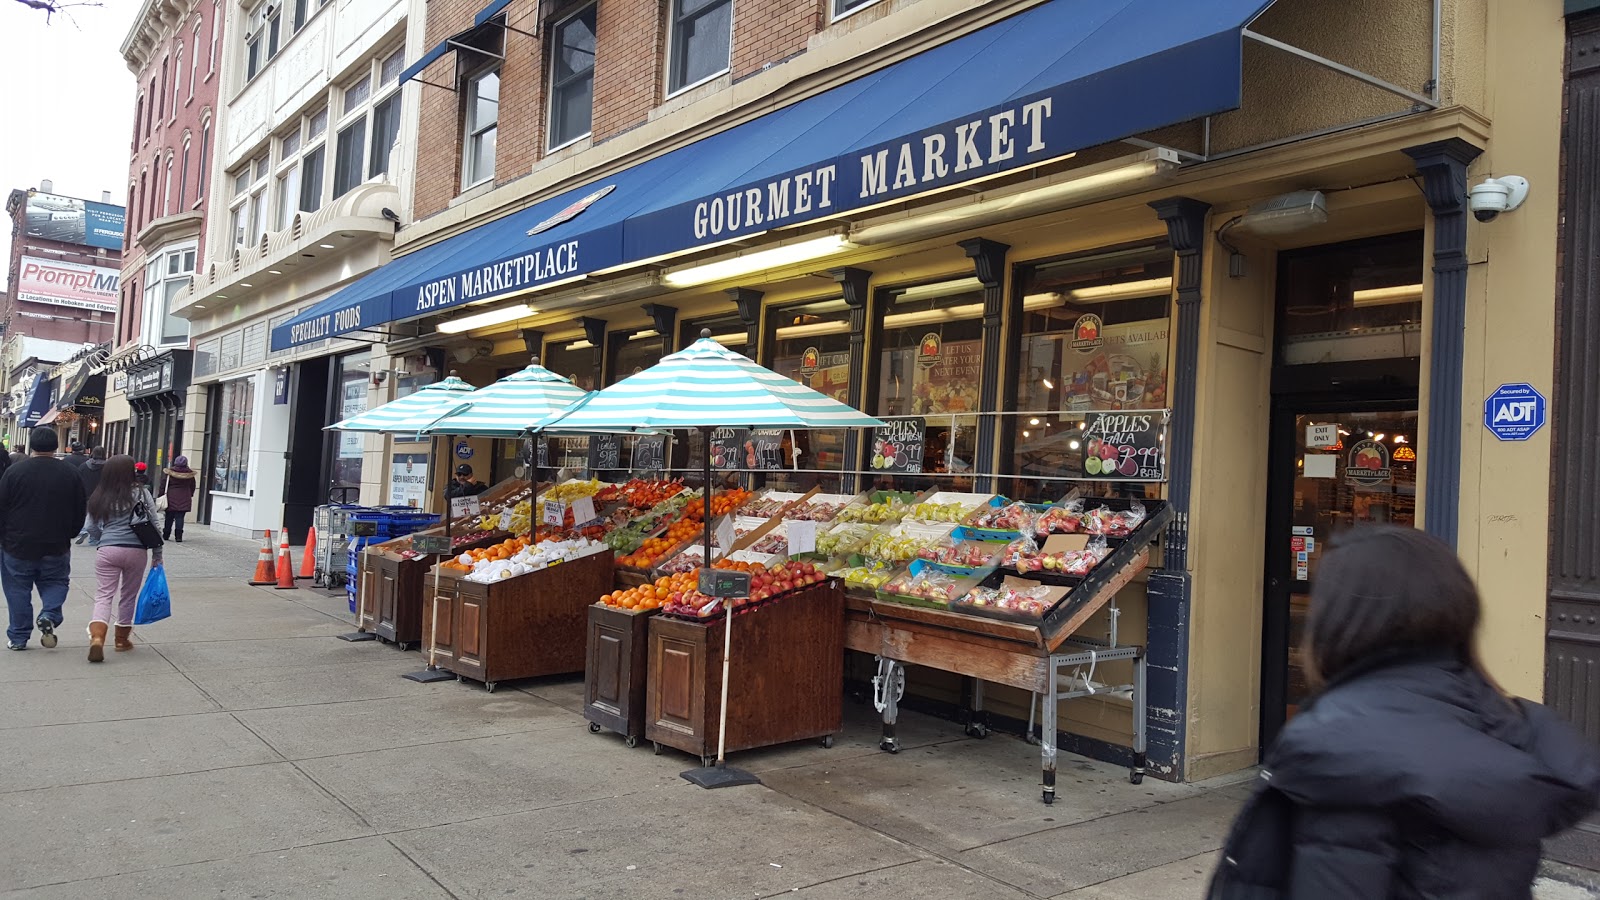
left=133, top=564, right=171, bottom=625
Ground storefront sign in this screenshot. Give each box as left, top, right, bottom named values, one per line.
left=798, top=347, right=820, bottom=377
left=16, top=256, right=119, bottom=312
left=1305, top=423, right=1339, bottom=448
left=1069, top=314, right=1103, bottom=351
left=1062, top=319, right=1169, bottom=412
left=454, top=440, right=475, bottom=460
left=709, top=427, right=748, bottom=471
left=916, top=333, right=942, bottom=368
left=870, top=418, right=926, bottom=473
left=339, top=380, right=366, bottom=460
left=1345, top=439, right=1392, bottom=488
left=1484, top=382, right=1546, bottom=441
left=272, top=368, right=291, bottom=404
left=632, top=434, right=667, bottom=472
left=588, top=432, right=621, bottom=471
left=127, top=359, right=175, bottom=400
left=389, top=453, right=428, bottom=507
left=1081, top=409, right=1169, bottom=481
left=747, top=429, right=786, bottom=470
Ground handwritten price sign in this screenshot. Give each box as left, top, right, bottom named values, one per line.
left=1081, top=410, right=1170, bottom=482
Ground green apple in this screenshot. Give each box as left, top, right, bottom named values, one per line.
left=1086, top=456, right=1102, bottom=475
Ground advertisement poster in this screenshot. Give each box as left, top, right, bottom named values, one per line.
left=15, top=256, right=119, bottom=311
left=23, top=191, right=125, bottom=249
left=389, top=453, right=429, bottom=507
left=1080, top=410, right=1169, bottom=481
left=1346, top=439, right=1393, bottom=489
left=339, top=380, right=366, bottom=460
left=879, top=338, right=981, bottom=416
left=776, top=349, right=850, bottom=403
left=1061, top=318, right=1169, bottom=412
left=869, top=417, right=926, bottom=473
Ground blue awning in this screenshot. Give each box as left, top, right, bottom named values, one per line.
left=19, top=373, right=52, bottom=429
left=399, top=0, right=511, bottom=84
left=275, top=0, right=1273, bottom=351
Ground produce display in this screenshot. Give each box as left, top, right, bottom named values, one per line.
left=682, top=488, right=752, bottom=521
left=657, top=546, right=708, bottom=574
left=473, top=498, right=533, bottom=534
left=863, top=530, right=942, bottom=563
left=954, top=583, right=1058, bottom=618
left=836, top=498, right=910, bottom=524
left=740, top=496, right=792, bottom=518
left=660, top=560, right=829, bottom=619
left=815, top=523, right=875, bottom=557
left=598, top=570, right=699, bottom=612
left=617, top=518, right=703, bottom=569
left=444, top=536, right=606, bottom=583
left=610, top=478, right=687, bottom=511
left=881, top=567, right=964, bottom=603
left=916, top=541, right=998, bottom=569
left=546, top=479, right=606, bottom=502
left=748, top=533, right=788, bottom=555
left=1001, top=536, right=1111, bottom=576
left=967, top=501, right=1038, bottom=533
left=452, top=530, right=497, bottom=547
left=837, top=560, right=895, bottom=590
left=783, top=501, right=844, bottom=522
left=1035, top=500, right=1148, bottom=537
left=905, top=502, right=971, bottom=524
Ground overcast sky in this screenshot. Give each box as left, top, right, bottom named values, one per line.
left=0, top=1, right=139, bottom=290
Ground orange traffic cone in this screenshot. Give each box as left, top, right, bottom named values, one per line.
left=248, top=531, right=275, bottom=585
left=275, top=541, right=299, bottom=591
left=297, top=526, right=317, bottom=579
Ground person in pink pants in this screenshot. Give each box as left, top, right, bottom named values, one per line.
left=84, top=456, right=161, bottom=662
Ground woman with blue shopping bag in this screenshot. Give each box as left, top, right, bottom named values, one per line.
left=84, top=456, right=166, bottom=663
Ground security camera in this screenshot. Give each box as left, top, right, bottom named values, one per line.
left=1469, top=176, right=1529, bottom=223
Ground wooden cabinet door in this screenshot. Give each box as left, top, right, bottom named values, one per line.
left=453, top=594, right=485, bottom=678
left=377, top=570, right=398, bottom=631
left=649, top=630, right=704, bottom=746
left=588, top=619, right=627, bottom=715
left=427, top=583, right=455, bottom=659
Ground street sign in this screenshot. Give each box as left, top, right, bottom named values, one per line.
left=1484, top=383, right=1547, bottom=441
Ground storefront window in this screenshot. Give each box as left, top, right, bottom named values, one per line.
left=1276, top=232, right=1424, bottom=365
left=332, top=355, right=368, bottom=496
left=1006, top=245, right=1173, bottom=501
left=543, top=338, right=596, bottom=391
left=872, top=278, right=984, bottom=492
left=767, top=297, right=852, bottom=491
left=607, top=330, right=664, bottom=385
left=212, top=376, right=254, bottom=495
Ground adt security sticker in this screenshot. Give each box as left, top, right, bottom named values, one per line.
left=1484, top=383, right=1546, bottom=441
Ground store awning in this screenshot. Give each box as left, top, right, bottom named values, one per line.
left=398, top=0, right=511, bottom=85
left=18, top=374, right=52, bottom=429
left=274, top=0, right=1274, bottom=352
left=55, top=361, right=106, bottom=414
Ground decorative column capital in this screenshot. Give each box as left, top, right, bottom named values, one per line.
left=1403, top=138, right=1485, bottom=213
left=579, top=316, right=606, bottom=346
left=958, top=238, right=1010, bottom=287
left=830, top=267, right=872, bottom=309
left=1149, top=197, right=1212, bottom=257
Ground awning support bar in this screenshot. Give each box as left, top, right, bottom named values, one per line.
left=1242, top=29, right=1438, bottom=110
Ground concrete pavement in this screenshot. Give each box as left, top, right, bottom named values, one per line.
left=0, top=529, right=1593, bottom=898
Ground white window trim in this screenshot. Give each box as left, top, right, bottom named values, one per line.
left=171, top=44, right=184, bottom=120
left=209, top=1, right=219, bottom=75
left=546, top=3, right=596, bottom=151
left=142, top=240, right=197, bottom=347
left=664, top=0, right=732, bottom=98
left=829, top=0, right=884, bottom=24
left=461, top=64, right=500, bottom=190
left=190, top=24, right=201, bottom=97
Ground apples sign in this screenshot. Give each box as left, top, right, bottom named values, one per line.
left=1080, top=409, right=1169, bottom=482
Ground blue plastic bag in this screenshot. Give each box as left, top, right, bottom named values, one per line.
left=134, top=564, right=171, bottom=625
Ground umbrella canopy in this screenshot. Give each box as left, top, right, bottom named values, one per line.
left=326, top=375, right=477, bottom=433
left=542, top=336, right=886, bottom=432
left=421, top=362, right=589, bottom=438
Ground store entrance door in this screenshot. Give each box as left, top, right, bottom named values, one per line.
left=1260, top=400, right=1419, bottom=746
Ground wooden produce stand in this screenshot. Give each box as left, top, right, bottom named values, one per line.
left=362, top=533, right=500, bottom=649
left=645, top=582, right=844, bottom=766
left=583, top=604, right=655, bottom=746
left=424, top=548, right=615, bottom=691
left=846, top=503, right=1172, bottom=805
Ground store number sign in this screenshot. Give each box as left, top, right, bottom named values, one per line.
left=1081, top=410, right=1169, bottom=481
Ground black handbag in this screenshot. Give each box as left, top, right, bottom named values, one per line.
left=130, top=494, right=164, bottom=550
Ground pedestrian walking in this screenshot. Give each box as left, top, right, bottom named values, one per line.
left=1208, top=525, right=1600, bottom=900
left=133, top=461, right=150, bottom=488
left=160, top=455, right=196, bottom=541
left=0, top=429, right=87, bottom=650
left=76, top=447, right=108, bottom=545
left=84, top=455, right=162, bottom=662
left=63, top=441, right=89, bottom=471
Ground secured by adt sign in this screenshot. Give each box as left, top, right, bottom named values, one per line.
left=1484, top=383, right=1547, bottom=441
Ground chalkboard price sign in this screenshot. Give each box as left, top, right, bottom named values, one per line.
left=632, top=434, right=667, bottom=472
left=748, top=429, right=786, bottom=471
left=869, top=418, right=926, bottom=474
left=536, top=435, right=549, bottom=469
left=1081, top=409, right=1169, bottom=481
left=708, top=427, right=748, bottom=471
left=588, top=432, right=621, bottom=471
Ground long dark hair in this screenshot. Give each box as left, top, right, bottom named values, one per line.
left=87, top=455, right=140, bottom=523
left=1304, top=525, right=1498, bottom=691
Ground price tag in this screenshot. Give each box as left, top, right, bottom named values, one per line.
left=698, top=569, right=751, bottom=598
left=498, top=508, right=514, bottom=531
left=571, top=496, right=597, bottom=525
left=449, top=495, right=482, bottom=518
left=787, top=519, right=817, bottom=556
left=412, top=534, right=453, bottom=555
left=714, top=515, right=735, bottom=557
left=543, top=499, right=567, bottom=526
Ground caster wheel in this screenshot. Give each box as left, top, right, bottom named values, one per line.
left=965, top=722, right=990, bottom=739
left=455, top=675, right=463, bottom=683
left=879, top=740, right=900, bottom=754
left=624, top=735, right=638, bottom=749
left=653, top=742, right=662, bottom=756
left=484, top=682, right=497, bottom=693
left=1129, top=771, right=1144, bottom=785
left=1042, top=791, right=1055, bottom=805
left=820, top=735, right=834, bottom=749
left=701, top=756, right=714, bottom=768
left=589, top=721, right=602, bottom=734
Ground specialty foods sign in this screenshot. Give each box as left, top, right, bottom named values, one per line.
left=16, top=256, right=119, bottom=311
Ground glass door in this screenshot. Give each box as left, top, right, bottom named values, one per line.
left=1262, top=404, right=1418, bottom=742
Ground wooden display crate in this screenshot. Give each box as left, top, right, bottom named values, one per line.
left=583, top=603, right=655, bottom=746
left=425, top=548, right=616, bottom=691
left=645, top=582, right=844, bottom=765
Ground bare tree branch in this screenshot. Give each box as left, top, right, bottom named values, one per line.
left=11, top=0, right=103, bottom=25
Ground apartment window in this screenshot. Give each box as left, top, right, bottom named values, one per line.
left=162, top=156, right=174, bottom=217
left=462, top=66, right=499, bottom=187
left=147, top=78, right=156, bottom=135
left=342, top=74, right=370, bottom=115
left=143, top=243, right=195, bottom=345
left=136, top=172, right=146, bottom=231
left=191, top=23, right=200, bottom=95
left=369, top=92, right=400, bottom=178
left=228, top=154, right=269, bottom=246
left=667, top=0, right=731, bottom=94
left=832, top=0, right=879, bottom=18
left=274, top=156, right=301, bottom=232
left=333, top=119, right=366, bottom=198
left=209, top=1, right=219, bottom=73
left=172, top=45, right=183, bottom=115
left=548, top=5, right=596, bottom=149
left=132, top=96, right=143, bottom=148
left=245, top=1, right=281, bottom=81
left=178, top=140, right=190, bottom=209
left=292, top=0, right=307, bottom=31
left=197, top=122, right=210, bottom=200
left=159, top=57, right=168, bottom=119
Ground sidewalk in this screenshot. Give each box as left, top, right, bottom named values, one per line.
left=0, top=530, right=1592, bottom=898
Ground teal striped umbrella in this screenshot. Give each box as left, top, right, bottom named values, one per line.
left=326, top=375, right=477, bottom=434
left=421, top=362, right=588, bottom=438
left=541, top=335, right=886, bottom=432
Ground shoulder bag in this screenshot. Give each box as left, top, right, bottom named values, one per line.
left=130, top=493, right=165, bottom=550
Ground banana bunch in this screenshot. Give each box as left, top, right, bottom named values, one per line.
left=547, top=479, right=603, bottom=502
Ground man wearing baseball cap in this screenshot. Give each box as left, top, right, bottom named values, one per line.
left=446, top=464, right=487, bottom=499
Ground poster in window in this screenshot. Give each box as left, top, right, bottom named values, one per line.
left=1081, top=410, right=1168, bottom=481
left=389, top=453, right=428, bottom=507
left=1060, top=319, right=1169, bottom=412
left=880, top=338, right=981, bottom=417
left=339, top=379, right=366, bottom=459
left=708, top=427, right=748, bottom=471
left=776, top=349, right=850, bottom=402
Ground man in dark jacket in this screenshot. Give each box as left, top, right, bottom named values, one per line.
left=75, top=447, right=108, bottom=544
left=0, top=429, right=87, bottom=650
left=446, top=464, right=488, bottom=499
left=63, top=441, right=89, bottom=470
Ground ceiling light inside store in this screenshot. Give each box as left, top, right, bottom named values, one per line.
left=894, top=278, right=984, bottom=301
left=1029, top=418, right=1040, bottom=426
left=1061, top=277, right=1174, bottom=303
left=662, top=234, right=854, bottom=288
left=883, top=292, right=1063, bottom=329
left=1352, top=283, right=1424, bottom=307
left=631, top=329, right=659, bottom=340
left=1069, top=440, right=1080, bottom=450
left=437, top=303, right=537, bottom=334
left=319, top=243, right=336, bottom=249
left=774, top=320, right=851, bottom=340
left=708, top=332, right=748, bottom=346
left=1042, top=378, right=1054, bottom=389
left=566, top=339, right=595, bottom=350
left=1395, top=435, right=1408, bottom=444
left=849, top=149, right=1180, bottom=246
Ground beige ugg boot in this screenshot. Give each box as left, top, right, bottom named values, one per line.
left=114, top=626, right=134, bottom=651
left=87, top=621, right=107, bottom=663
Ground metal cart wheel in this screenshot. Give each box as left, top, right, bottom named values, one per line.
left=1129, top=771, right=1144, bottom=785
left=588, top=721, right=602, bottom=734
left=964, top=722, right=990, bottom=739
left=624, top=735, right=638, bottom=749
left=1042, top=790, right=1055, bottom=805
left=484, top=682, right=497, bottom=693
left=820, top=735, right=834, bottom=749
left=653, top=741, right=662, bottom=755
left=879, top=739, right=900, bottom=754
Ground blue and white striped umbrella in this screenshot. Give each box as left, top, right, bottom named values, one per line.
left=326, top=375, right=477, bottom=434
left=421, top=363, right=589, bottom=438
left=541, top=336, right=886, bottom=432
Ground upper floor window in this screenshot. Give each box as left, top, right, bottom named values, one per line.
left=667, top=0, right=731, bottom=95
left=147, top=78, right=157, bottom=135
left=209, top=1, right=219, bottom=74
left=159, top=57, right=169, bottom=120
left=831, top=0, right=879, bottom=19
left=179, top=140, right=191, bottom=209
left=245, top=1, right=282, bottom=82
left=172, top=44, right=184, bottom=116
left=197, top=121, right=211, bottom=201
left=333, top=48, right=405, bottom=198
left=228, top=153, right=270, bottom=247
left=462, top=66, right=499, bottom=188
left=548, top=5, right=596, bottom=150
left=132, top=96, right=143, bottom=149
left=270, top=107, right=326, bottom=232
left=162, top=156, right=174, bottom=217
left=191, top=23, right=201, bottom=96
left=143, top=243, right=195, bottom=345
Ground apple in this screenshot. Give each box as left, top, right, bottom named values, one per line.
left=1118, top=456, right=1139, bottom=477
left=1100, top=443, right=1119, bottom=461
left=1086, top=456, right=1103, bottom=475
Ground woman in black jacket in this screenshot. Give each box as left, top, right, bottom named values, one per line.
left=1211, top=525, right=1600, bottom=900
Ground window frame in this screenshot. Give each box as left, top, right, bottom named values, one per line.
left=171, top=44, right=183, bottom=118
left=178, top=139, right=191, bottom=210
left=190, top=22, right=201, bottom=96
left=547, top=3, right=597, bottom=151
left=141, top=241, right=196, bottom=347
left=829, top=0, right=882, bottom=22
left=666, top=0, right=733, bottom=97
left=461, top=64, right=501, bottom=189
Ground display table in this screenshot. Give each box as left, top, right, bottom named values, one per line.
left=360, top=533, right=500, bottom=649
left=645, top=582, right=844, bottom=766
left=424, top=548, right=616, bottom=691
left=583, top=604, right=655, bottom=746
